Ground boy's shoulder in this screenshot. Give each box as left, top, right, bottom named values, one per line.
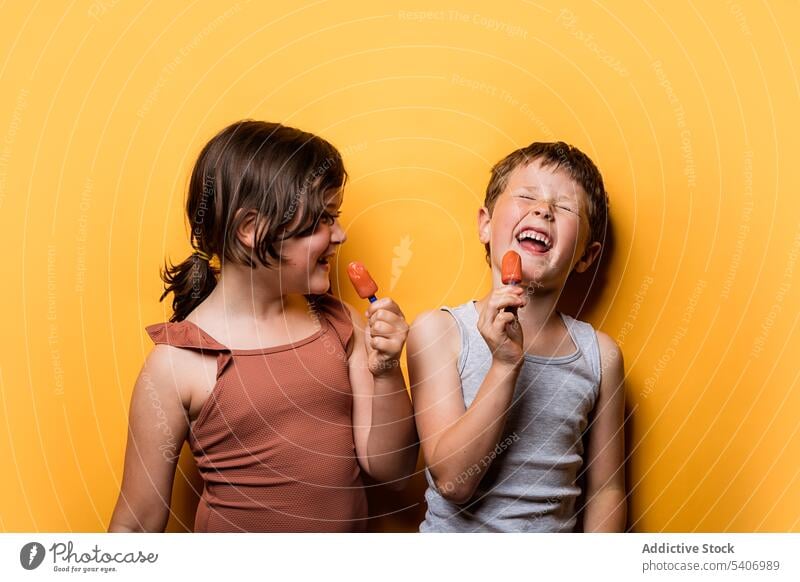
left=594, top=329, right=623, bottom=371
left=569, top=319, right=623, bottom=374
left=559, top=313, right=618, bottom=348
left=558, top=310, right=593, bottom=328
left=409, top=307, right=461, bottom=360
left=593, top=329, right=621, bottom=353
left=412, top=298, right=479, bottom=330
left=411, top=307, right=459, bottom=336
left=556, top=313, right=623, bottom=373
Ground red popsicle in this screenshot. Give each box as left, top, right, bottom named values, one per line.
left=347, top=261, right=379, bottom=303
left=501, top=250, right=522, bottom=316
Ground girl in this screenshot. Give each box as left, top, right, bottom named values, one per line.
left=109, top=120, right=418, bottom=532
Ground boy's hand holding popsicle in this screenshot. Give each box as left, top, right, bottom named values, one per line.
left=476, top=250, right=527, bottom=367
left=347, top=261, right=409, bottom=376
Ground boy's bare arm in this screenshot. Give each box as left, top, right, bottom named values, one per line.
left=582, top=331, right=627, bottom=532
left=409, top=289, right=525, bottom=504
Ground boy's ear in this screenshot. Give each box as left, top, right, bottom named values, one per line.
left=477, top=206, right=491, bottom=244
left=573, top=241, right=602, bottom=274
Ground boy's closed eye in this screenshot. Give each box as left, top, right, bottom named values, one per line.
left=556, top=203, right=579, bottom=214
left=515, top=193, right=579, bottom=215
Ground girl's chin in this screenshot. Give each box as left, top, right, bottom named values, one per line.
left=307, top=264, right=332, bottom=293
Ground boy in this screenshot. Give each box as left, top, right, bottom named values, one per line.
left=408, top=142, right=626, bottom=532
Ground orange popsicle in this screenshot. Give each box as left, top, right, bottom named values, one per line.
left=501, top=250, right=522, bottom=285
left=347, top=261, right=379, bottom=302
left=501, top=250, right=522, bottom=316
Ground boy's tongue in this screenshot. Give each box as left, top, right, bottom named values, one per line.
left=519, top=238, right=549, bottom=253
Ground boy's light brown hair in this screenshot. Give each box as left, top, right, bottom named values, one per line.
left=483, top=141, right=608, bottom=262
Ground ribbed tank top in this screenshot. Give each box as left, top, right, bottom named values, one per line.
left=145, top=292, right=368, bottom=532
left=420, top=301, right=601, bottom=532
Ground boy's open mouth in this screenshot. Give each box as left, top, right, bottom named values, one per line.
left=516, top=227, right=552, bottom=254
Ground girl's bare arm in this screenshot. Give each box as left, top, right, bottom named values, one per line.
left=108, top=346, right=192, bottom=532
left=347, top=300, right=418, bottom=484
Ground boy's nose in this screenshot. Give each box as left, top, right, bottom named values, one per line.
left=531, top=202, right=554, bottom=220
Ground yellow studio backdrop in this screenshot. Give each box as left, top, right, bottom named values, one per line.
left=0, top=0, right=798, bottom=532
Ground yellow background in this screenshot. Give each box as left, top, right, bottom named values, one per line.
left=1, top=0, right=798, bottom=532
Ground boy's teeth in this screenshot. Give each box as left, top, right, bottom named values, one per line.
left=517, top=230, right=552, bottom=249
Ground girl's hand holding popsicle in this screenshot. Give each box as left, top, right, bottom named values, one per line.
left=347, top=261, right=409, bottom=377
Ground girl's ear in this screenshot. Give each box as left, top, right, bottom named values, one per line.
left=573, top=241, right=602, bottom=273
left=477, top=206, right=492, bottom=244
left=234, top=209, right=262, bottom=250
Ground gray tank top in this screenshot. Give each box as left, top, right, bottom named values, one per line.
left=419, top=301, right=601, bottom=532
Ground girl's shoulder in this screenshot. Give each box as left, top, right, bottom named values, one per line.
left=308, top=292, right=356, bottom=353
left=308, top=291, right=351, bottom=318
left=135, top=343, right=211, bottom=417
left=145, top=319, right=229, bottom=352
left=142, top=321, right=223, bottom=418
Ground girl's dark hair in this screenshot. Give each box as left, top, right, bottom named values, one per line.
left=160, top=120, right=347, bottom=322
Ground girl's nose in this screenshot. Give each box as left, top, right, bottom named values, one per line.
left=332, top=219, right=347, bottom=244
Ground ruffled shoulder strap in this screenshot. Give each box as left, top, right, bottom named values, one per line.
left=145, top=320, right=229, bottom=353
left=308, top=292, right=355, bottom=352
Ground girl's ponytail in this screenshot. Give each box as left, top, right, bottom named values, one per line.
left=160, top=250, right=218, bottom=322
